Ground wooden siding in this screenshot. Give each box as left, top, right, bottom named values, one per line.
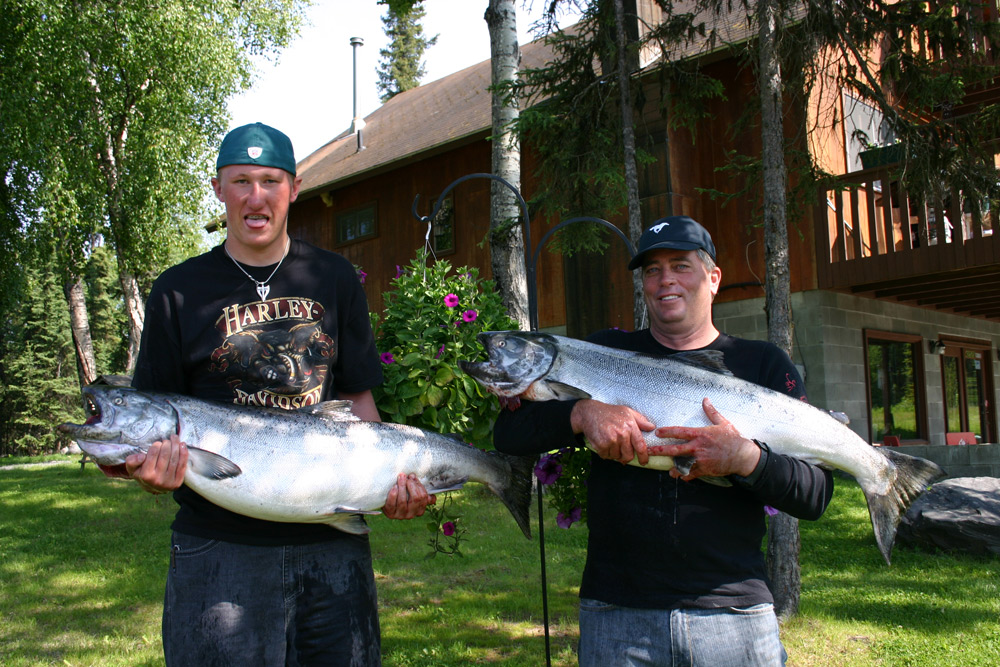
left=288, top=139, right=568, bottom=329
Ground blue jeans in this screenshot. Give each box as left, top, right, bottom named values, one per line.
left=578, top=598, right=786, bottom=667
left=163, top=532, right=381, bottom=666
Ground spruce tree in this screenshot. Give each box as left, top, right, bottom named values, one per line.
left=376, top=2, right=438, bottom=102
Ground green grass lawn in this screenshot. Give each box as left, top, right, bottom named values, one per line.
left=1, top=460, right=998, bottom=666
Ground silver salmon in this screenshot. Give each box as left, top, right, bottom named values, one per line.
left=58, top=386, right=533, bottom=538
left=459, top=331, right=945, bottom=563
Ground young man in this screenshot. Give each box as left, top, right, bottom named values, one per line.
left=126, top=123, right=431, bottom=665
left=494, top=216, right=834, bottom=666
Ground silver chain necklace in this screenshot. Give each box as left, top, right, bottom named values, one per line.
left=223, top=237, right=290, bottom=301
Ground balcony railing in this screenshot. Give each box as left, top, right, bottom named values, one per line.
left=815, top=163, right=1000, bottom=291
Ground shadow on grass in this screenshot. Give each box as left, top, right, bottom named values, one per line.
left=1, top=465, right=174, bottom=665
left=799, top=480, right=998, bottom=637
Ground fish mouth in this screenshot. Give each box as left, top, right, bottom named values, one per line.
left=459, top=331, right=559, bottom=398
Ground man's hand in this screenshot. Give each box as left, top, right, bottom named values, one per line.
left=571, top=399, right=656, bottom=465
left=383, top=473, right=437, bottom=520
left=647, top=398, right=760, bottom=479
left=125, top=434, right=188, bottom=494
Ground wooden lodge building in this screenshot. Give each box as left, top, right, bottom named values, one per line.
left=284, top=1, right=1000, bottom=471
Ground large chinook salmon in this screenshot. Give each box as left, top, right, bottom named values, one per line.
left=58, top=386, right=534, bottom=538
left=460, top=331, right=945, bottom=563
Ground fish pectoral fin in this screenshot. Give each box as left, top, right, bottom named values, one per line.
left=331, top=506, right=382, bottom=516
left=297, top=400, right=359, bottom=421
left=322, top=513, right=372, bottom=535
left=426, top=483, right=466, bottom=494
left=542, top=380, right=591, bottom=401
left=186, top=447, right=242, bottom=480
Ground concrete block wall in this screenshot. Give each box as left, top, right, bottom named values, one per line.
left=897, top=443, right=1000, bottom=479
left=713, top=290, right=1000, bottom=447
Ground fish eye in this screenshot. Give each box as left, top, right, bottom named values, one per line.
left=113, top=397, right=124, bottom=406
left=498, top=340, right=506, bottom=348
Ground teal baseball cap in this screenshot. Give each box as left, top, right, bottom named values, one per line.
left=216, top=122, right=296, bottom=175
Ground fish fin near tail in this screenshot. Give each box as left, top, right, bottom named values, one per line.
left=186, top=447, right=242, bottom=480
left=322, top=512, right=373, bottom=535
left=865, top=449, right=946, bottom=564
left=489, top=452, right=535, bottom=539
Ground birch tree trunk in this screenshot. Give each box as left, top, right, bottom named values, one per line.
left=613, top=0, right=645, bottom=329
left=758, top=0, right=801, bottom=621
left=485, top=0, right=529, bottom=329
left=119, top=269, right=145, bottom=373
left=64, top=276, right=98, bottom=387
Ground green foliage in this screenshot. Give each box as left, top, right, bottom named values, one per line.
left=377, top=0, right=438, bottom=102
left=3, top=466, right=999, bottom=666
left=84, top=245, right=130, bottom=375
left=0, top=259, right=84, bottom=456
left=424, top=494, right=466, bottom=558
left=370, top=252, right=519, bottom=448
left=534, top=447, right=592, bottom=529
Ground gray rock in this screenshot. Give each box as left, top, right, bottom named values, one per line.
left=897, top=477, right=1000, bottom=557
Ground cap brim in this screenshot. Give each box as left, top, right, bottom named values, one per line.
left=627, top=241, right=703, bottom=270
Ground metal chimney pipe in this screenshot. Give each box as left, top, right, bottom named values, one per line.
left=350, top=36, right=366, bottom=152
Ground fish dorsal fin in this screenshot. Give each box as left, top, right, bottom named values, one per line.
left=297, top=400, right=359, bottom=421
left=668, top=350, right=733, bottom=376
left=829, top=410, right=850, bottom=425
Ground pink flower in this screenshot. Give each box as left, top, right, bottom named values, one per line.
left=461, top=309, right=477, bottom=323
left=442, top=521, right=456, bottom=536
left=534, top=454, right=563, bottom=485
left=556, top=506, right=582, bottom=529
left=444, top=293, right=459, bottom=308
left=356, top=269, right=367, bottom=284
left=396, top=265, right=404, bottom=278
left=764, top=505, right=779, bottom=516
left=435, top=345, right=445, bottom=359
left=380, top=352, right=395, bottom=364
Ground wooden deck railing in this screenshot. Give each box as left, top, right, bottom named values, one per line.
left=815, top=164, right=1000, bottom=289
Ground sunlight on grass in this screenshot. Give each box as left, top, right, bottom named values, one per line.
left=2, top=460, right=999, bottom=666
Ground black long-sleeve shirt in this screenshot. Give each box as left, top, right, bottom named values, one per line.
left=494, top=328, right=833, bottom=609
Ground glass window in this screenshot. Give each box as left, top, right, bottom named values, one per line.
left=939, top=340, right=995, bottom=443
left=336, top=204, right=377, bottom=245
left=865, top=332, right=926, bottom=442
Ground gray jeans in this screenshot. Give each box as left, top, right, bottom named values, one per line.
left=578, top=598, right=786, bottom=667
left=163, top=532, right=380, bottom=666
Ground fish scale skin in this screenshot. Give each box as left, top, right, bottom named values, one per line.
left=543, top=337, right=892, bottom=491
left=60, top=387, right=531, bottom=537
left=158, top=397, right=508, bottom=522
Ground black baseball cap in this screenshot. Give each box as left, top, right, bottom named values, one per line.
left=216, top=122, right=296, bottom=175
left=627, top=216, right=717, bottom=270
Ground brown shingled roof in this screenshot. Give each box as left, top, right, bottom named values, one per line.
left=296, top=5, right=760, bottom=197
left=296, top=36, right=558, bottom=197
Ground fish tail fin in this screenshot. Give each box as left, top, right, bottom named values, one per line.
left=490, top=452, right=535, bottom=539
left=865, top=449, right=946, bottom=564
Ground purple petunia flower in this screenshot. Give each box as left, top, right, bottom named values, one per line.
left=556, top=506, right=583, bottom=529
left=461, top=309, right=477, bottom=323
left=442, top=521, right=456, bottom=536
left=435, top=345, right=445, bottom=359
left=357, top=269, right=367, bottom=284
left=396, top=265, right=404, bottom=278
left=534, top=453, right=563, bottom=485
left=380, top=352, right=395, bottom=364
left=764, top=505, right=779, bottom=516
left=444, top=293, right=459, bottom=308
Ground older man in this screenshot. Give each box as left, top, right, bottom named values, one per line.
left=495, top=216, right=833, bottom=666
